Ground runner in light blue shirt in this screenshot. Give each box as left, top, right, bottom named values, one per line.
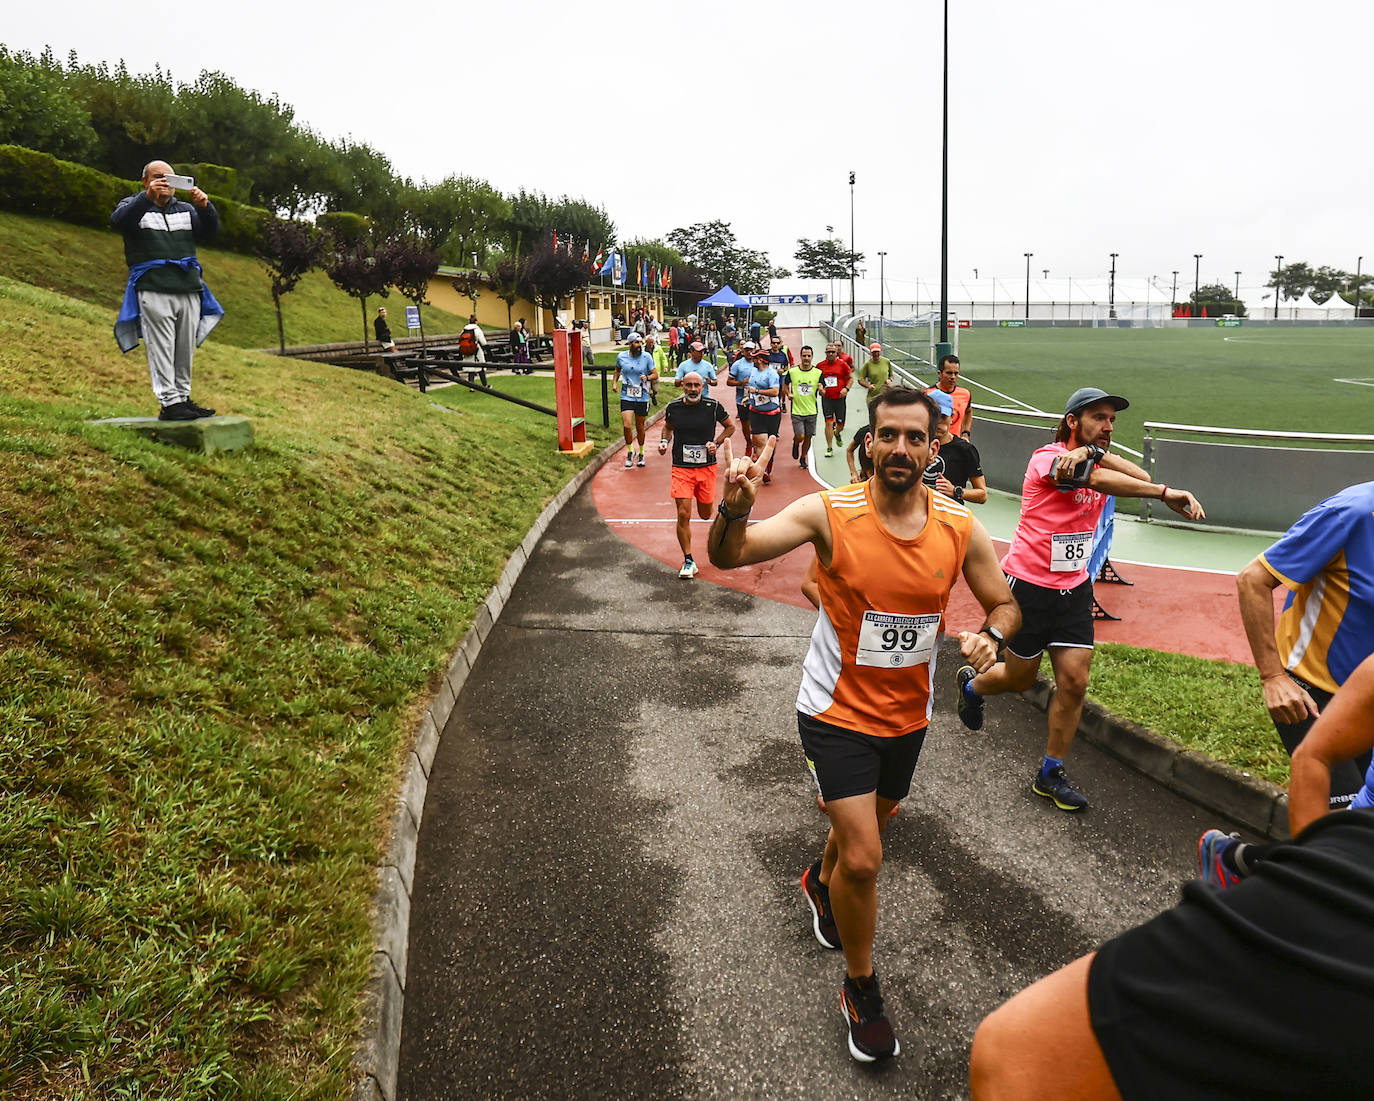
left=613, top=333, right=660, bottom=468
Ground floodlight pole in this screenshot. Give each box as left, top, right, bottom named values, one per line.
left=1109, top=253, right=1118, bottom=319
left=1193, top=254, right=1203, bottom=309
left=1024, top=253, right=1032, bottom=320
left=1234, top=271, right=1241, bottom=299
left=878, top=251, right=887, bottom=319
left=1274, top=254, right=1283, bottom=319
left=935, top=0, right=952, bottom=364
left=1171, top=270, right=1178, bottom=309
left=1354, top=256, right=1363, bottom=318
left=849, top=172, right=856, bottom=317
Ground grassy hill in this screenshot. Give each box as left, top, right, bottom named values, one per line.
left=0, top=210, right=469, bottom=351
left=0, top=268, right=617, bottom=1097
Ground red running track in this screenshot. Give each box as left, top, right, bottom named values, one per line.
left=591, top=444, right=1265, bottom=666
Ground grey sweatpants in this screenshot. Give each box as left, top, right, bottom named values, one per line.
left=138, top=289, right=200, bottom=406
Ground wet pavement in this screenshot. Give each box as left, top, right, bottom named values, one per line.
left=396, top=484, right=1239, bottom=1100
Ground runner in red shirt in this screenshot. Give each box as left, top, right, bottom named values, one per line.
left=819, top=343, right=854, bottom=458
left=955, top=387, right=1206, bottom=811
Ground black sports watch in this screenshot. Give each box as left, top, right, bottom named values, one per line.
left=953, top=486, right=965, bottom=503
left=980, top=625, right=1005, bottom=646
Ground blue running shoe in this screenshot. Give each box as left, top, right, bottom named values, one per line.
left=1197, top=829, right=1243, bottom=889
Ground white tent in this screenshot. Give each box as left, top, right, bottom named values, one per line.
left=1317, top=292, right=1356, bottom=319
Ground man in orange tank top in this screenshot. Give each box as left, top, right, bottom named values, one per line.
left=707, top=386, right=1020, bottom=1064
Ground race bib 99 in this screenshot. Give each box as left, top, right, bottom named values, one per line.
left=855, top=611, right=941, bottom=667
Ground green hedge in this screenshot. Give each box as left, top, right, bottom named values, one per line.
left=0, top=144, right=269, bottom=256
left=174, top=162, right=247, bottom=203
left=317, top=211, right=370, bottom=247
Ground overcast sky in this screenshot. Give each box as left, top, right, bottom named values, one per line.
left=8, top=0, right=1370, bottom=296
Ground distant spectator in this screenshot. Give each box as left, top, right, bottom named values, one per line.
left=927, top=353, right=973, bottom=439
left=767, top=319, right=778, bottom=340
left=458, top=314, right=488, bottom=365
left=511, top=318, right=530, bottom=367
left=749, top=318, right=762, bottom=345
left=854, top=319, right=868, bottom=348
left=375, top=307, right=397, bottom=351
left=723, top=315, right=737, bottom=348
left=668, top=321, right=680, bottom=360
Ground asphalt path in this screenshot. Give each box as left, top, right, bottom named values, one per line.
left=397, top=483, right=1239, bottom=1100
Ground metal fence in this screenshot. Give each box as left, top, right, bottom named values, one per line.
left=1141, top=424, right=1374, bottom=533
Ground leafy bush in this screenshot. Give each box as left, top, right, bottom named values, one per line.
left=316, top=211, right=370, bottom=248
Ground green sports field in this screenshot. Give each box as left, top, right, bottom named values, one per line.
left=930, top=326, right=1374, bottom=453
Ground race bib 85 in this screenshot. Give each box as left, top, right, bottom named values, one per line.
left=1051, top=531, right=1093, bottom=571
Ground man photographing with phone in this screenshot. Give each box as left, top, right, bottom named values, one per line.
left=111, top=160, right=223, bottom=420
left=955, top=387, right=1205, bottom=812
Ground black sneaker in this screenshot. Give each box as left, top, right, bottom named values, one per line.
left=158, top=401, right=200, bottom=421
left=956, top=665, right=984, bottom=731
left=840, top=972, right=899, bottom=1062
left=792, top=438, right=800, bottom=459
left=186, top=400, right=216, bottom=417
left=1033, top=764, right=1089, bottom=811
left=800, top=859, right=841, bottom=950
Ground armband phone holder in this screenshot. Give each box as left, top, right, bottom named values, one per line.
left=1055, top=446, right=1104, bottom=491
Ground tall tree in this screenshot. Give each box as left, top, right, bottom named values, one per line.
left=521, top=248, right=589, bottom=329
left=256, top=218, right=327, bottom=352
left=667, top=220, right=775, bottom=295
left=487, top=254, right=526, bottom=333
left=390, top=235, right=442, bottom=351
left=408, top=175, right=511, bottom=268
left=0, top=47, right=97, bottom=161
left=325, top=233, right=396, bottom=348
left=793, top=237, right=864, bottom=279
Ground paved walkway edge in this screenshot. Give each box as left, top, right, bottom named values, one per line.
left=350, top=422, right=660, bottom=1101
left=1018, top=680, right=1291, bottom=841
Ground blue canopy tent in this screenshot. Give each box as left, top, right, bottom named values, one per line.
left=697, top=285, right=755, bottom=342
left=698, top=284, right=750, bottom=309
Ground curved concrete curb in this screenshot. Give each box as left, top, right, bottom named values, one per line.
left=1018, top=679, right=1291, bottom=841
left=351, top=419, right=661, bottom=1101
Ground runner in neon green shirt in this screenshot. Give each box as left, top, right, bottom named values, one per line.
left=786, top=345, right=824, bottom=468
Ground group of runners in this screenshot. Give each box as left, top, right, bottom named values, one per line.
left=614, top=329, right=1374, bottom=1092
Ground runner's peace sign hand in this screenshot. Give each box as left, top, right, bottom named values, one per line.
left=720, top=436, right=776, bottom=513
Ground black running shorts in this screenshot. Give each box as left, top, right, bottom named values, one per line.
left=797, top=711, right=926, bottom=802
left=822, top=395, right=848, bottom=423
left=749, top=411, right=782, bottom=438
left=1088, top=808, right=1374, bottom=1100
left=1272, top=674, right=1370, bottom=810
left=1004, top=575, right=1094, bottom=658
left=619, top=398, right=649, bottom=416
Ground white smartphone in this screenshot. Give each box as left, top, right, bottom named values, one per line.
left=162, top=173, right=195, bottom=190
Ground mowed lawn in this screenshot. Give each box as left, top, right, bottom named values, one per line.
left=947, top=325, right=1374, bottom=452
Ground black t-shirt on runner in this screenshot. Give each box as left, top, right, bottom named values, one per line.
left=664, top=396, right=731, bottom=467
left=923, top=436, right=983, bottom=489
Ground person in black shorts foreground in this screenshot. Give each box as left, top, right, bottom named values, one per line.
left=970, top=655, right=1374, bottom=1100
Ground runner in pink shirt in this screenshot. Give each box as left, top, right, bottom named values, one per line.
left=954, top=387, right=1206, bottom=811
